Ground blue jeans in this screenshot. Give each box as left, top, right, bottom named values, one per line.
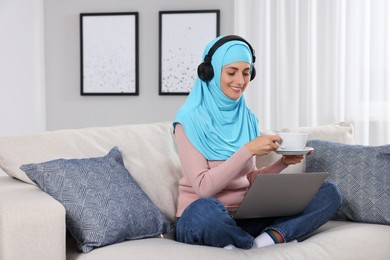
left=175, top=181, right=342, bottom=249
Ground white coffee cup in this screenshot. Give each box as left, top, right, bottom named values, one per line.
left=277, top=132, right=308, bottom=150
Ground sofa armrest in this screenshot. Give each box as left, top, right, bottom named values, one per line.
left=0, top=176, right=66, bottom=260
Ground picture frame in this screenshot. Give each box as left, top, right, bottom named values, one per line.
left=159, top=10, right=220, bottom=95
left=80, top=12, right=139, bottom=95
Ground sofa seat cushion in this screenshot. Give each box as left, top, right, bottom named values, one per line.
left=66, top=221, right=390, bottom=260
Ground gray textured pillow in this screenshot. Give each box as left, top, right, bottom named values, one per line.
left=306, top=140, right=390, bottom=225
left=20, top=146, right=174, bottom=253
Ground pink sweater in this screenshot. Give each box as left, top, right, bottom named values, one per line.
left=175, top=124, right=288, bottom=217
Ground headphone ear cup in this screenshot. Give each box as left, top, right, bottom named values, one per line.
left=250, top=66, right=256, bottom=81
left=197, top=62, right=214, bottom=82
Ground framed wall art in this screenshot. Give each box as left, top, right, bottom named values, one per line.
left=159, top=10, right=220, bottom=95
left=80, top=12, right=139, bottom=95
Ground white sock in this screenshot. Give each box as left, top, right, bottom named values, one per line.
left=252, top=232, right=275, bottom=248
left=223, top=244, right=244, bottom=251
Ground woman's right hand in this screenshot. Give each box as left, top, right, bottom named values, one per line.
left=245, top=135, right=281, bottom=156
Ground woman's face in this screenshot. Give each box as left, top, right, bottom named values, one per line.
left=220, top=62, right=251, bottom=100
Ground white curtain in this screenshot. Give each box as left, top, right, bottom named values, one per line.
left=235, top=0, right=390, bottom=145
left=0, top=0, right=46, bottom=136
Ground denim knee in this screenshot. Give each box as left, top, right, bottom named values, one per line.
left=177, top=198, right=229, bottom=232
left=175, top=198, right=228, bottom=245
left=188, top=197, right=228, bottom=217
left=175, top=198, right=253, bottom=248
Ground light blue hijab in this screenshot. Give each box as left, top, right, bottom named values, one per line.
left=174, top=36, right=260, bottom=160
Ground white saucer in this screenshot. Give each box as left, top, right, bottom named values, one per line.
left=275, top=147, right=314, bottom=155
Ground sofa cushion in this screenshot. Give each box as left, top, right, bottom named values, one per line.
left=257, top=122, right=355, bottom=173
left=0, top=122, right=182, bottom=222
left=65, top=221, right=390, bottom=260
left=306, top=140, right=390, bottom=225
left=20, top=146, right=174, bottom=253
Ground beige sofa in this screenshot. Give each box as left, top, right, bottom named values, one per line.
left=0, top=121, right=389, bottom=260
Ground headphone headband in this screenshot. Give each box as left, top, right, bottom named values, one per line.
left=206, top=35, right=256, bottom=64
left=197, top=35, right=257, bottom=82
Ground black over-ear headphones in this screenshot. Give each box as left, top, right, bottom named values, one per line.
left=197, top=35, right=256, bottom=82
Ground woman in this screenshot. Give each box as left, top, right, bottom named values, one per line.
left=173, top=35, right=342, bottom=250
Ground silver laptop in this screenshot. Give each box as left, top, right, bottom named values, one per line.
left=233, top=172, right=329, bottom=219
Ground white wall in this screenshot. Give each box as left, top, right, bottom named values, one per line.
left=0, top=0, right=233, bottom=177
left=44, top=0, right=235, bottom=130
left=0, top=0, right=46, bottom=136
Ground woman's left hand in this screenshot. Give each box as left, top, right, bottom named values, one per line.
left=282, top=155, right=304, bottom=165
left=282, top=150, right=313, bottom=165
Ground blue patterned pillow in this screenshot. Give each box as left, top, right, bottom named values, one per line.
left=306, top=140, right=390, bottom=225
left=20, top=147, right=174, bottom=253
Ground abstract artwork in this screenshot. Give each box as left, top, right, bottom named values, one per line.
left=159, top=10, right=220, bottom=95
left=80, top=12, right=139, bottom=95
